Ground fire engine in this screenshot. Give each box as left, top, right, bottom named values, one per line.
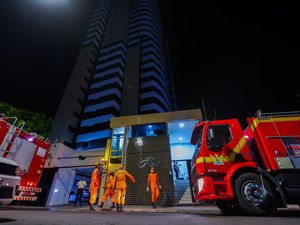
left=190, top=111, right=300, bottom=215
left=0, top=115, right=51, bottom=202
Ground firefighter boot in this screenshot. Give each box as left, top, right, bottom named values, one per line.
left=99, top=202, right=104, bottom=209
left=110, top=202, right=115, bottom=209
left=116, top=204, right=120, bottom=212
left=119, top=204, right=124, bottom=212
left=152, top=202, right=156, bottom=208
left=89, top=203, right=95, bottom=211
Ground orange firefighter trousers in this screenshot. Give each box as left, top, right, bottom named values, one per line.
left=102, top=188, right=115, bottom=203
left=151, top=186, right=160, bottom=203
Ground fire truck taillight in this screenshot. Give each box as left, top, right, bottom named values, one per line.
left=37, top=170, right=42, bottom=175
left=197, top=178, right=204, bottom=193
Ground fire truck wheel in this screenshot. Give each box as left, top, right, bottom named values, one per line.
left=235, top=173, right=277, bottom=216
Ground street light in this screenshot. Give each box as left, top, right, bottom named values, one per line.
left=35, top=0, right=73, bottom=12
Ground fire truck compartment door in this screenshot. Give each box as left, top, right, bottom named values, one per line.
left=7, top=137, right=36, bottom=171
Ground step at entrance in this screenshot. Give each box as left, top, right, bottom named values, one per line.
left=174, top=179, right=191, bottom=203
left=179, top=186, right=193, bottom=204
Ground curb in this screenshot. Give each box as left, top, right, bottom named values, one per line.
left=50, top=205, right=221, bottom=215
left=1, top=204, right=222, bottom=215
left=0, top=205, right=50, bottom=210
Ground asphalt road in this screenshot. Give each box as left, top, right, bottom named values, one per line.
left=0, top=208, right=300, bottom=225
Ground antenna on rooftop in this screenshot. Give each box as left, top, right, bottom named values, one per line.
left=202, top=98, right=208, bottom=121
left=213, top=107, right=217, bottom=121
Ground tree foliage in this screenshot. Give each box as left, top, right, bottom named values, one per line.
left=0, top=101, right=53, bottom=138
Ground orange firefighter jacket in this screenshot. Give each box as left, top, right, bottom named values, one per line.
left=148, top=172, right=159, bottom=188
left=90, top=167, right=100, bottom=190
left=105, top=174, right=114, bottom=189
left=114, top=169, right=135, bottom=189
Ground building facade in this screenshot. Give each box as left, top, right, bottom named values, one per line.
left=102, top=109, right=202, bottom=206
left=43, top=109, right=202, bottom=207
left=51, top=0, right=177, bottom=151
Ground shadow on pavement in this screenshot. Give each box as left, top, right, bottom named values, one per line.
left=0, top=218, right=16, bottom=223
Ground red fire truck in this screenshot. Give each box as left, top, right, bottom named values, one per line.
left=190, top=111, right=300, bottom=215
left=0, top=116, right=51, bottom=202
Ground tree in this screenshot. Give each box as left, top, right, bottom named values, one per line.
left=0, top=101, right=53, bottom=138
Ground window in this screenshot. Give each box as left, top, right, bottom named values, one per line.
left=131, top=123, right=166, bottom=137
left=110, top=127, right=125, bottom=163
left=207, top=125, right=232, bottom=150
left=191, top=126, right=203, bottom=165
left=196, top=126, right=204, bottom=149
left=111, top=134, right=124, bottom=156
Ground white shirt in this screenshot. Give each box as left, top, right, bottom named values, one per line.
left=77, top=180, right=87, bottom=189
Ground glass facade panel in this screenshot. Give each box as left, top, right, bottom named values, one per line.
left=111, top=127, right=125, bottom=163
left=131, top=123, right=166, bottom=137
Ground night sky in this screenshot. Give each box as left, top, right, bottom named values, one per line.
left=0, top=0, right=299, bottom=127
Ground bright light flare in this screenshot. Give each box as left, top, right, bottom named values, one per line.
left=33, top=0, right=73, bottom=12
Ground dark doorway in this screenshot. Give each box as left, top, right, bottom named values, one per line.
left=35, top=168, right=57, bottom=206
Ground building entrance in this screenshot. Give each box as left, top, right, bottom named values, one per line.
left=172, top=160, right=194, bottom=204
left=125, top=135, right=175, bottom=206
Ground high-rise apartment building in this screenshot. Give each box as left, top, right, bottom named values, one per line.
left=51, top=0, right=177, bottom=150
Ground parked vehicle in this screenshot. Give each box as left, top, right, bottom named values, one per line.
left=190, top=111, right=300, bottom=215
left=0, top=156, right=21, bottom=204
left=0, top=116, right=50, bottom=202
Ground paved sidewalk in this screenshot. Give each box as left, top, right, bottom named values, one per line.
left=0, top=205, right=50, bottom=211
left=50, top=204, right=222, bottom=215
left=1, top=203, right=221, bottom=215
left=3, top=203, right=299, bottom=215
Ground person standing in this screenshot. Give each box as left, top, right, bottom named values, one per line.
left=100, top=172, right=115, bottom=209
left=113, top=165, right=136, bottom=212
left=89, top=162, right=101, bottom=211
left=73, top=176, right=87, bottom=206
left=146, top=167, right=161, bottom=208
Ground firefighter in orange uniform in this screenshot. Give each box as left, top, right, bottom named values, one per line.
left=147, top=166, right=161, bottom=208
left=100, top=172, right=115, bottom=209
left=89, top=162, right=101, bottom=211
left=113, top=165, right=136, bottom=212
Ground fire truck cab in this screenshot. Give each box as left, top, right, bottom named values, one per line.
left=0, top=156, right=21, bottom=204
left=190, top=111, right=300, bottom=215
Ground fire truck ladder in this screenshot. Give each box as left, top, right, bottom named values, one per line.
left=0, top=117, right=25, bottom=155
left=255, top=110, right=300, bottom=117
